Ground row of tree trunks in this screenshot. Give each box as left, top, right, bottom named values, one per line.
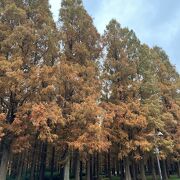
left=1, top=144, right=180, bottom=180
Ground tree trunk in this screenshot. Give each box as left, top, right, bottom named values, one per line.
left=140, top=158, right=146, bottom=180
left=151, top=157, right=157, bottom=180
left=80, top=161, right=83, bottom=180
left=17, top=153, right=25, bottom=180
left=64, top=155, right=70, bottom=180
left=177, top=161, right=180, bottom=177
left=50, top=146, right=55, bottom=180
left=124, top=157, right=132, bottom=180
left=87, top=159, right=91, bottom=180
left=112, top=157, right=115, bottom=176
left=116, top=159, right=120, bottom=176
left=39, top=142, right=48, bottom=180
left=162, top=160, right=168, bottom=180
left=60, top=166, right=65, bottom=180
left=0, top=145, right=10, bottom=180
left=93, top=154, right=96, bottom=179
left=166, top=160, right=170, bottom=178
left=22, top=151, right=28, bottom=179
left=108, top=149, right=111, bottom=179
left=131, top=160, right=137, bottom=180
left=75, top=151, right=80, bottom=180
left=96, top=153, right=100, bottom=180
left=90, top=155, right=93, bottom=180
left=37, top=143, right=42, bottom=179
left=120, top=160, right=125, bottom=180
left=104, top=153, right=108, bottom=176
left=30, top=140, right=37, bottom=180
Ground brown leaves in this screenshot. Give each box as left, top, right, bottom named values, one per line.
left=0, top=113, right=6, bottom=121
left=65, top=97, right=111, bottom=153
left=0, top=113, right=5, bottom=141
left=69, top=123, right=111, bottom=154
left=29, top=102, right=64, bottom=142
left=11, top=135, right=30, bottom=153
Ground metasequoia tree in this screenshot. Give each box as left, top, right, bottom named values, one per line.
left=102, top=19, right=152, bottom=180
left=152, top=47, right=180, bottom=179
left=0, top=0, right=62, bottom=179
left=57, top=0, right=109, bottom=180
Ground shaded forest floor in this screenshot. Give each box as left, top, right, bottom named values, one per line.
left=7, top=174, right=180, bottom=180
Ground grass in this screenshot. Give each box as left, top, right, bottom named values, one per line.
left=7, top=174, right=180, bottom=180
left=102, top=175, right=180, bottom=180
left=71, top=175, right=180, bottom=180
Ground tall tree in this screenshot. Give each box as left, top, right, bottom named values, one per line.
left=58, top=0, right=109, bottom=179
left=0, top=0, right=61, bottom=179
left=102, top=19, right=152, bottom=180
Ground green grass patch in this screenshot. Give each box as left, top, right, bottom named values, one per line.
left=7, top=174, right=180, bottom=180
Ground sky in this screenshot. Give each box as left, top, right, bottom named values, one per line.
left=49, top=0, right=180, bottom=73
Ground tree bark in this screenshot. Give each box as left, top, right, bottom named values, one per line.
left=75, top=151, right=80, bottom=180
left=151, top=156, right=157, bottom=180
left=177, top=161, right=180, bottom=177
left=50, top=146, right=55, bottom=180
left=39, top=142, right=48, bottom=180
left=86, top=155, right=93, bottom=180
left=87, top=157, right=91, bottom=180
left=131, top=160, right=137, bottom=180
left=60, top=166, right=65, bottom=180
left=93, top=154, right=96, bottom=179
left=120, top=160, right=125, bottom=180
left=162, top=160, right=168, bottom=180
left=116, top=159, right=120, bottom=176
left=96, top=153, right=100, bottom=180
left=104, top=153, right=108, bottom=176
left=80, top=161, right=83, bottom=180
left=112, top=157, right=115, bottom=176
left=166, top=159, right=170, bottom=178
left=140, top=158, right=146, bottom=180
left=30, top=139, right=38, bottom=180
left=124, top=156, right=132, bottom=180
left=0, top=145, right=10, bottom=180
left=64, top=155, right=70, bottom=180
left=108, top=149, right=111, bottom=179
left=16, top=153, right=25, bottom=180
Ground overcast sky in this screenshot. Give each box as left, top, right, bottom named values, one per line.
left=49, top=0, right=180, bottom=72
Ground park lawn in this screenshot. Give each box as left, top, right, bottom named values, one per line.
left=7, top=174, right=180, bottom=180
left=101, top=175, right=180, bottom=180
left=70, top=175, right=180, bottom=180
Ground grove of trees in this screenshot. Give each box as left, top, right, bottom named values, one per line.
left=0, top=0, right=179, bottom=180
